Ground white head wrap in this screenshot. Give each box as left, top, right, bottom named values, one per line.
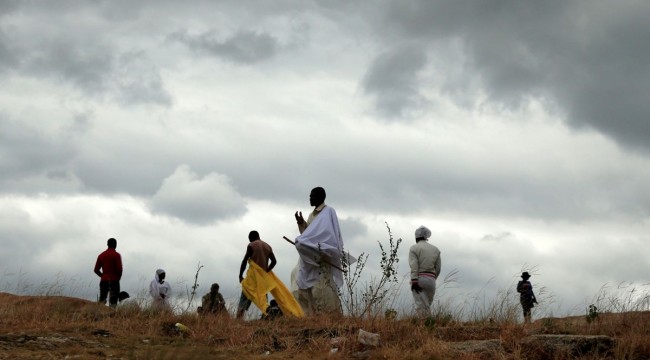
left=415, top=225, right=431, bottom=239
left=150, top=268, right=171, bottom=302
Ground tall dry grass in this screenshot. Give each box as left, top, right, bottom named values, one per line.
left=2, top=230, right=650, bottom=359
left=1, top=282, right=650, bottom=359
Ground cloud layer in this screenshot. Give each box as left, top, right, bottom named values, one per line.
left=1, top=1, right=649, bottom=317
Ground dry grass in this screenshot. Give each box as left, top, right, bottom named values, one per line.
left=1, top=292, right=650, bottom=359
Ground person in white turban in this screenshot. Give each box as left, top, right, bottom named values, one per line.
left=409, top=225, right=441, bottom=317
left=149, top=268, right=172, bottom=312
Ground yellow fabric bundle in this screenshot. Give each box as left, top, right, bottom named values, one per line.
left=241, top=260, right=304, bottom=317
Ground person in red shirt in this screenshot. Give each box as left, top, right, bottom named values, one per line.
left=94, top=238, right=123, bottom=307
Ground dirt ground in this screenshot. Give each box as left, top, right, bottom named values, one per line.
left=0, top=293, right=257, bottom=359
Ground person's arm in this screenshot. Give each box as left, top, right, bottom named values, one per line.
left=94, top=256, right=103, bottom=278
left=267, top=252, right=277, bottom=272
left=409, top=247, right=422, bottom=293
left=117, top=254, right=123, bottom=280
left=529, top=283, right=538, bottom=303
left=149, top=281, right=159, bottom=299
left=239, top=245, right=252, bottom=282
left=408, top=247, right=419, bottom=280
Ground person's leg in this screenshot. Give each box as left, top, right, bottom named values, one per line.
left=421, top=277, right=436, bottom=307
left=237, top=292, right=251, bottom=319
left=416, top=276, right=436, bottom=317
left=523, top=309, right=529, bottom=323
left=412, top=290, right=429, bottom=317
left=98, top=281, right=109, bottom=304
left=299, top=287, right=317, bottom=315
left=521, top=300, right=531, bottom=323
left=108, top=281, right=120, bottom=307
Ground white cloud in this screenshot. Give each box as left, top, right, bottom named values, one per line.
left=149, top=165, right=247, bottom=225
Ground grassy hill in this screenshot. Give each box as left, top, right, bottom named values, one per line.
left=1, top=292, right=649, bottom=359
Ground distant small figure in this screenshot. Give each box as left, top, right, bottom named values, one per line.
left=94, top=237, right=123, bottom=308
left=117, top=291, right=140, bottom=311
left=149, top=269, right=172, bottom=312
left=409, top=225, right=442, bottom=318
left=586, top=304, right=599, bottom=324
left=265, top=299, right=283, bottom=319
left=199, top=283, right=228, bottom=316
left=516, top=271, right=538, bottom=323
left=384, top=308, right=397, bottom=320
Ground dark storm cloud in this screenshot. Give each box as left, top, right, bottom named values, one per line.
left=339, top=217, right=369, bottom=243
left=1, top=3, right=171, bottom=106
left=0, top=0, right=18, bottom=15
left=22, top=42, right=172, bottom=106
left=25, top=39, right=114, bottom=95
left=170, top=29, right=281, bottom=64
left=0, top=115, right=77, bottom=185
left=113, top=52, right=173, bottom=107
left=374, top=0, right=650, bottom=151
left=0, top=30, right=16, bottom=71
left=362, top=44, right=428, bottom=119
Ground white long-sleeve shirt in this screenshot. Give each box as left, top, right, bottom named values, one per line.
left=149, top=271, right=171, bottom=305
left=409, top=240, right=441, bottom=280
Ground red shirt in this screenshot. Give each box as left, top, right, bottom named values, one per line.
left=94, top=248, right=123, bottom=281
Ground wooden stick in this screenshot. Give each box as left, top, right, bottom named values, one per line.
left=282, top=236, right=343, bottom=272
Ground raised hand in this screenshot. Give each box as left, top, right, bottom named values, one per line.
left=294, top=211, right=305, bottom=225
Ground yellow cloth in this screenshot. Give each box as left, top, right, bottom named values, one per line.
left=241, top=260, right=304, bottom=317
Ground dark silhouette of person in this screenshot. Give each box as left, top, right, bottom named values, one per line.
left=94, top=238, right=123, bottom=307
left=516, top=272, right=538, bottom=323
left=237, top=231, right=277, bottom=319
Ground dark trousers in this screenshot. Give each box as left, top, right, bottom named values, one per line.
left=99, top=280, right=120, bottom=307
left=521, top=298, right=534, bottom=322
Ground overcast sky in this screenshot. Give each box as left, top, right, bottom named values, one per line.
left=2, top=0, right=649, bottom=318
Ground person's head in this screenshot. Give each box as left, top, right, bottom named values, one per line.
left=521, top=272, right=531, bottom=280
left=270, top=299, right=278, bottom=307
left=156, top=269, right=166, bottom=282
left=309, top=187, right=326, bottom=207
left=107, top=238, right=117, bottom=249
left=210, top=283, right=219, bottom=292
left=414, top=225, right=431, bottom=242
left=248, top=230, right=260, bottom=242
left=118, top=291, right=130, bottom=302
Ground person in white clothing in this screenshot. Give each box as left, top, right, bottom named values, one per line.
left=149, top=268, right=172, bottom=312
left=409, top=225, right=441, bottom=317
left=292, top=187, right=345, bottom=314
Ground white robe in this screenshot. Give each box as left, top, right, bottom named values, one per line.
left=294, top=206, right=344, bottom=289
left=149, top=269, right=172, bottom=310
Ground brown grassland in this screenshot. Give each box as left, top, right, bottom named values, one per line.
left=1, top=292, right=649, bottom=359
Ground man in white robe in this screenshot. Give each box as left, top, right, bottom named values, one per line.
left=292, top=187, right=344, bottom=314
